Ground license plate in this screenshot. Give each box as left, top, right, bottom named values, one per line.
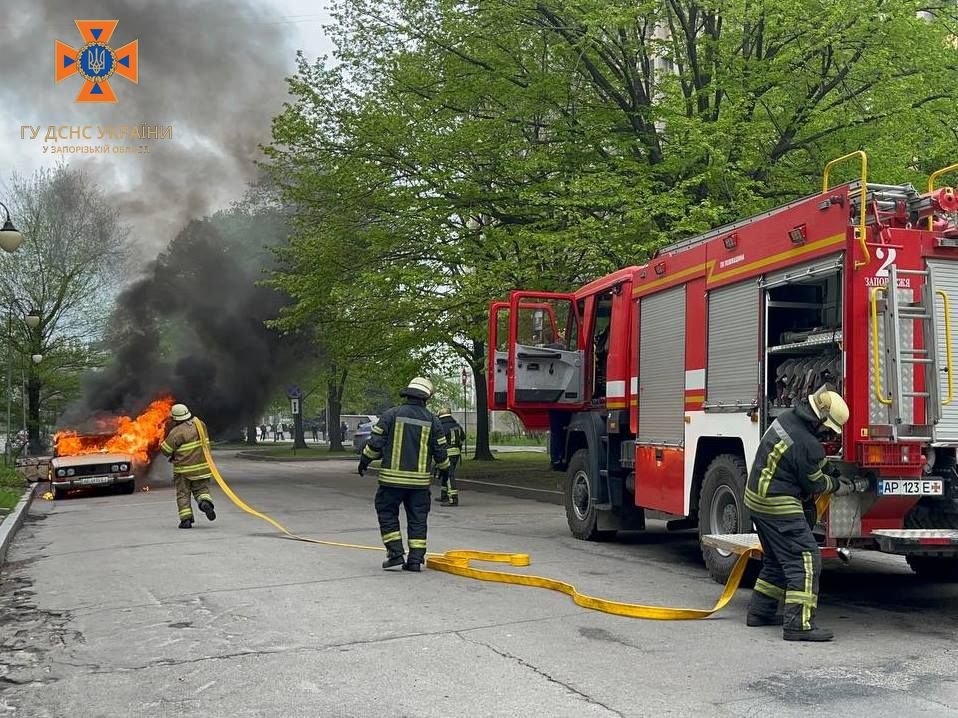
left=79, top=476, right=111, bottom=486
left=877, top=479, right=943, bottom=496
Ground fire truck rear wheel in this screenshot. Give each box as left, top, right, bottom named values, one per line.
left=904, top=500, right=958, bottom=581
left=698, top=453, right=756, bottom=585
left=564, top=449, right=615, bottom=541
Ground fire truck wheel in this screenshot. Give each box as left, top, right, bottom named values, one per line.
left=698, top=453, right=756, bottom=585
left=564, top=449, right=615, bottom=541
left=904, top=501, right=958, bottom=581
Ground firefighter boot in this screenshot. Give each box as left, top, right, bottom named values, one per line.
left=402, top=561, right=421, bottom=572
left=746, top=585, right=783, bottom=627
left=178, top=518, right=193, bottom=529
left=199, top=499, right=216, bottom=522
left=448, top=494, right=459, bottom=507
left=783, top=603, right=833, bottom=641
left=382, top=547, right=405, bottom=570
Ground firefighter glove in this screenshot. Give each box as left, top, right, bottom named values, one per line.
left=833, top=477, right=855, bottom=497
left=358, top=456, right=371, bottom=477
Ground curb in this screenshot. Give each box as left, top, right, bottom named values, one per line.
left=235, top=451, right=357, bottom=463
left=367, top=466, right=563, bottom=506
left=0, top=486, right=35, bottom=567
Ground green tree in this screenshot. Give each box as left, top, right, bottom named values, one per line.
left=0, top=167, right=128, bottom=454
left=267, top=0, right=958, bottom=459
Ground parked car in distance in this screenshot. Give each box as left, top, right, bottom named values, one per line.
left=353, top=420, right=376, bottom=453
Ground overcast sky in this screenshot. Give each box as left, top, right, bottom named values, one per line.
left=0, top=0, right=335, bottom=257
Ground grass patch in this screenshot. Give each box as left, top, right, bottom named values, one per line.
left=456, top=451, right=559, bottom=492
left=0, top=465, right=26, bottom=511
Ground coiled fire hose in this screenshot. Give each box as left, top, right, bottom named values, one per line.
left=196, top=420, right=761, bottom=620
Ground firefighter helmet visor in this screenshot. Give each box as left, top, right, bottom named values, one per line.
left=808, top=388, right=849, bottom=435
left=170, top=403, right=192, bottom=422
left=438, top=407, right=453, bottom=417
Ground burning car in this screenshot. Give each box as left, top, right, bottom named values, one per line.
left=50, top=398, right=174, bottom=500
left=50, top=446, right=136, bottom=500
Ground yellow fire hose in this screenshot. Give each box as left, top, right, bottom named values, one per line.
left=196, top=421, right=760, bottom=620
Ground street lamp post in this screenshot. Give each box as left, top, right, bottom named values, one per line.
left=0, top=202, right=22, bottom=254
left=1, top=202, right=22, bottom=463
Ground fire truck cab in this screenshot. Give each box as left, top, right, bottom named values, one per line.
left=489, top=153, right=958, bottom=583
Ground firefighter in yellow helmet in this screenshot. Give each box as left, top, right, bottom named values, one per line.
left=358, top=377, right=450, bottom=571
left=744, top=386, right=854, bottom=641
left=160, top=403, right=217, bottom=529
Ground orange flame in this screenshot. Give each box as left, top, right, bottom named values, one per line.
left=54, top=397, right=175, bottom=464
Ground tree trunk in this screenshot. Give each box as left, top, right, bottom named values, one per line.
left=327, top=366, right=348, bottom=451
left=293, top=406, right=308, bottom=449
left=471, top=340, right=495, bottom=461
left=245, top=420, right=258, bottom=445
left=27, top=373, right=42, bottom=455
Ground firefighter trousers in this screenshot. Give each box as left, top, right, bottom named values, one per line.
left=440, top=456, right=460, bottom=498
left=748, top=513, right=822, bottom=632
left=375, top=485, right=430, bottom=564
left=174, top=475, right=213, bottom=521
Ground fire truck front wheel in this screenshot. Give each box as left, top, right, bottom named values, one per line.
left=698, top=453, right=756, bottom=585
left=564, top=449, right=615, bottom=541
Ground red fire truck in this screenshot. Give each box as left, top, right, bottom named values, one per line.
left=489, top=152, right=958, bottom=583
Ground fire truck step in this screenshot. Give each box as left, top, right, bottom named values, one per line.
left=903, top=391, right=931, bottom=397
left=872, top=529, right=958, bottom=555
left=702, top=533, right=762, bottom=556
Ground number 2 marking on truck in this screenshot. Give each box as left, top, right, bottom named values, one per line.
left=875, top=246, right=898, bottom=277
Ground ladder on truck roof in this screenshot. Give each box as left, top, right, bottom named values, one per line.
left=658, top=180, right=919, bottom=258
left=871, top=264, right=954, bottom=441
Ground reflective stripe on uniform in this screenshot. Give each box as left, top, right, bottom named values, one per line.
left=196, top=492, right=212, bottom=503
left=379, top=471, right=431, bottom=487
left=754, top=579, right=785, bottom=601
left=174, top=462, right=212, bottom=475
left=363, top=445, right=381, bottom=460
left=160, top=440, right=173, bottom=454
left=372, top=424, right=386, bottom=435
left=178, top=507, right=193, bottom=518
left=435, top=458, right=451, bottom=470
left=381, top=531, right=402, bottom=544
left=802, top=551, right=814, bottom=629
left=418, top=426, right=430, bottom=475
left=447, top=447, right=461, bottom=457
left=757, top=439, right=790, bottom=497
left=744, top=488, right=804, bottom=516
left=408, top=539, right=427, bottom=549
left=179, top=440, right=204, bottom=451
left=390, top=421, right=404, bottom=471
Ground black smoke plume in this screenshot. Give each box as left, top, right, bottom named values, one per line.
left=64, top=218, right=307, bottom=434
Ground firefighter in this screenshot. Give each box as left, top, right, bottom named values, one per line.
left=436, top=407, right=465, bottom=506
left=744, top=386, right=855, bottom=641
left=160, top=403, right=217, bottom=529
left=358, top=377, right=450, bottom=572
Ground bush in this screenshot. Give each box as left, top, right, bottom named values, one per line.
left=0, top=465, right=26, bottom=511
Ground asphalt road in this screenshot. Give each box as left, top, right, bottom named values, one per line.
left=1, top=455, right=958, bottom=717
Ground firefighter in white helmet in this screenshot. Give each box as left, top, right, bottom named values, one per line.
left=358, top=377, right=450, bottom=571
left=744, top=386, right=855, bottom=641
left=435, top=407, right=464, bottom=506
left=160, top=403, right=217, bottom=529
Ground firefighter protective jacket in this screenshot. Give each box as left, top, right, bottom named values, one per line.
left=744, top=400, right=839, bottom=518
left=160, top=418, right=213, bottom=481
left=438, top=414, right=464, bottom=457
left=363, top=400, right=450, bottom=487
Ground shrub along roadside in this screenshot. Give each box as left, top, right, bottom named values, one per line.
left=0, top=465, right=26, bottom=511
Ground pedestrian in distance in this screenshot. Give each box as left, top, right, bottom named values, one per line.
left=744, top=386, right=856, bottom=642
left=358, top=377, right=450, bottom=572
left=159, top=403, right=217, bottom=529
left=340, top=421, right=349, bottom=442
left=259, top=423, right=268, bottom=441
left=311, top=423, right=319, bottom=442
left=435, top=407, right=464, bottom=506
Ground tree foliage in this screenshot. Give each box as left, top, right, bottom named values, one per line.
left=266, top=0, right=958, bottom=457
left=0, top=167, right=128, bottom=451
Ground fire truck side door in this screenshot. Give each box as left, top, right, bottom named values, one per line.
left=487, top=301, right=510, bottom=411
left=507, top=292, right=584, bottom=410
